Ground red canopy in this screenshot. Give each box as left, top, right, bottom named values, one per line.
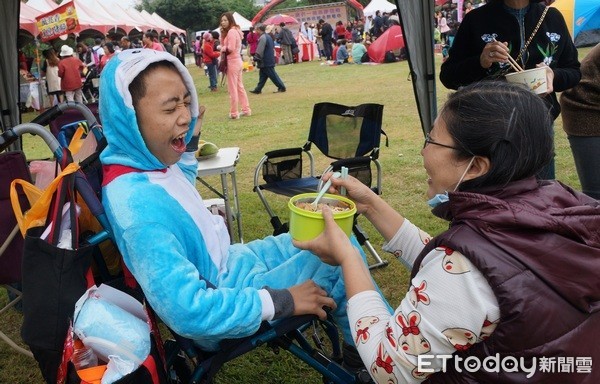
left=367, top=25, right=405, bottom=63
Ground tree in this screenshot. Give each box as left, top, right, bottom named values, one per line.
left=140, top=0, right=260, bottom=32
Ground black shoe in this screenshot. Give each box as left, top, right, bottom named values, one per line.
left=273, top=88, right=286, bottom=93
left=249, top=89, right=261, bottom=94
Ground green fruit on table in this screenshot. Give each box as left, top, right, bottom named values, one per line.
left=198, top=142, right=219, bottom=157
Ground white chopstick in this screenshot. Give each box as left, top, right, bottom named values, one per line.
left=340, top=166, right=348, bottom=196
left=492, top=38, right=523, bottom=72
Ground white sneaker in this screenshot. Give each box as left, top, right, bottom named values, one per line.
left=228, top=114, right=240, bottom=119
left=240, top=111, right=252, bottom=117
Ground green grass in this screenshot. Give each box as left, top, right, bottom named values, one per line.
left=1, top=47, right=589, bottom=383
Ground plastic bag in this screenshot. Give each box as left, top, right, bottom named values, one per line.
left=73, top=286, right=150, bottom=368
left=29, top=160, right=57, bottom=190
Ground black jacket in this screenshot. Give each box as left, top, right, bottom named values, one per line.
left=440, top=1, right=581, bottom=119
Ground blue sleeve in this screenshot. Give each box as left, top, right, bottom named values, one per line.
left=119, top=223, right=264, bottom=344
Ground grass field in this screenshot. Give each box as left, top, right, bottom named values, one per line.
left=0, top=47, right=589, bottom=383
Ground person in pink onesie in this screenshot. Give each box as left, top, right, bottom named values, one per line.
left=220, top=12, right=251, bottom=119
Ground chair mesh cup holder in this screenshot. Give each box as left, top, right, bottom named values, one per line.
left=253, top=102, right=389, bottom=269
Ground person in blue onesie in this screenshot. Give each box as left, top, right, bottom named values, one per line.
left=98, top=49, right=380, bottom=362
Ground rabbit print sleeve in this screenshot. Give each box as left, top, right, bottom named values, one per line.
left=347, top=219, right=500, bottom=383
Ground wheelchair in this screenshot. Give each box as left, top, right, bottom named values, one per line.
left=0, top=102, right=373, bottom=384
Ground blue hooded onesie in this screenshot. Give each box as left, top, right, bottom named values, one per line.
left=98, top=49, right=358, bottom=351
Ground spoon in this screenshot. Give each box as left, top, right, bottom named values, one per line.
left=312, top=172, right=342, bottom=208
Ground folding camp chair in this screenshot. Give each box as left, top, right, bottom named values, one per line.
left=254, top=102, right=389, bottom=269
left=0, top=151, right=34, bottom=358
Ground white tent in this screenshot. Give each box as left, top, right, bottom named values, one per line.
left=214, top=12, right=252, bottom=32
left=25, top=0, right=60, bottom=13
left=364, top=0, right=397, bottom=17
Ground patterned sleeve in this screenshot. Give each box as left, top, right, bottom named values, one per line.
left=348, top=220, right=500, bottom=383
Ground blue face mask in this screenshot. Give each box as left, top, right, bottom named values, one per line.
left=427, top=192, right=450, bottom=208
left=426, top=156, right=476, bottom=209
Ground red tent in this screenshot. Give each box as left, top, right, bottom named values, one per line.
left=367, top=25, right=405, bottom=63
left=295, top=33, right=316, bottom=62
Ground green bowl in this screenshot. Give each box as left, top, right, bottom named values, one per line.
left=288, top=193, right=356, bottom=241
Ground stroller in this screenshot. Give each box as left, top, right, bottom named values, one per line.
left=81, top=66, right=100, bottom=103
left=0, top=102, right=372, bottom=384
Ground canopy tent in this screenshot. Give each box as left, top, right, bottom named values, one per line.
left=1, top=0, right=21, bottom=147
left=553, top=0, right=600, bottom=47
left=26, top=0, right=62, bottom=13
left=367, top=24, right=405, bottom=63
left=147, top=11, right=186, bottom=35
left=19, top=2, right=42, bottom=36
left=58, top=0, right=137, bottom=35
left=213, top=12, right=253, bottom=32
left=364, top=0, right=397, bottom=17
left=92, top=0, right=148, bottom=33
left=19, top=0, right=185, bottom=37
left=395, top=0, right=436, bottom=135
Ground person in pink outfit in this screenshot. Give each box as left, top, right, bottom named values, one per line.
left=220, top=12, right=251, bottom=119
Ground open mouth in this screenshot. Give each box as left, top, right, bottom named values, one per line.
left=171, top=132, right=187, bottom=154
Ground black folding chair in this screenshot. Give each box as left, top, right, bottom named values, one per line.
left=253, top=102, right=389, bottom=269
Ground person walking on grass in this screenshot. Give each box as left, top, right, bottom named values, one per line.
left=249, top=24, right=286, bottom=95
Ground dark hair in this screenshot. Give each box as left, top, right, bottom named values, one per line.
left=279, top=22, right=285, bottom=27
left=441, top=81, right=553, bottom=190
left=210, top=31, right=219, bottom=40
left=103, top=42, right=115, bottom=54
left=44, top=48, right=60, bottom=66
left=129, top=61, right=179, bottom=109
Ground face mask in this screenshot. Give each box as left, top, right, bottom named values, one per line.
left=427, top=156, right=476, bottom=208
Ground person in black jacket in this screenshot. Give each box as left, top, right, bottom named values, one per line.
left=249, top=24, right=286, bottom=94
left=319, top=19, right=334, bottom=60
left=439, top=0, right=580, bottom=180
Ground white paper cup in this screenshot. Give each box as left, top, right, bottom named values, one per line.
left=505, top=67, right=548, bottom=94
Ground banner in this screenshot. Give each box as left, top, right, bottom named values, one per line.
left=276, top=3, right=349, bottom=27
left=35, top=1, right=81, bottom=42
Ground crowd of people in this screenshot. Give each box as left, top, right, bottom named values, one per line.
left=18, top=31, right=188, bottom=108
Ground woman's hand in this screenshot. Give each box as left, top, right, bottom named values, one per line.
left=536, top=63, right=554, bottom=95
left=289, top=280, right=336, bottom=320
left=321, top=173, right=377, bottom=215
left=293, top=205, right=358, bottom=266
left=480, top=40, right=510, bottom=69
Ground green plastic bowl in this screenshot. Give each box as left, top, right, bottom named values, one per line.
left=288, top=193, right=356, bottom=241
